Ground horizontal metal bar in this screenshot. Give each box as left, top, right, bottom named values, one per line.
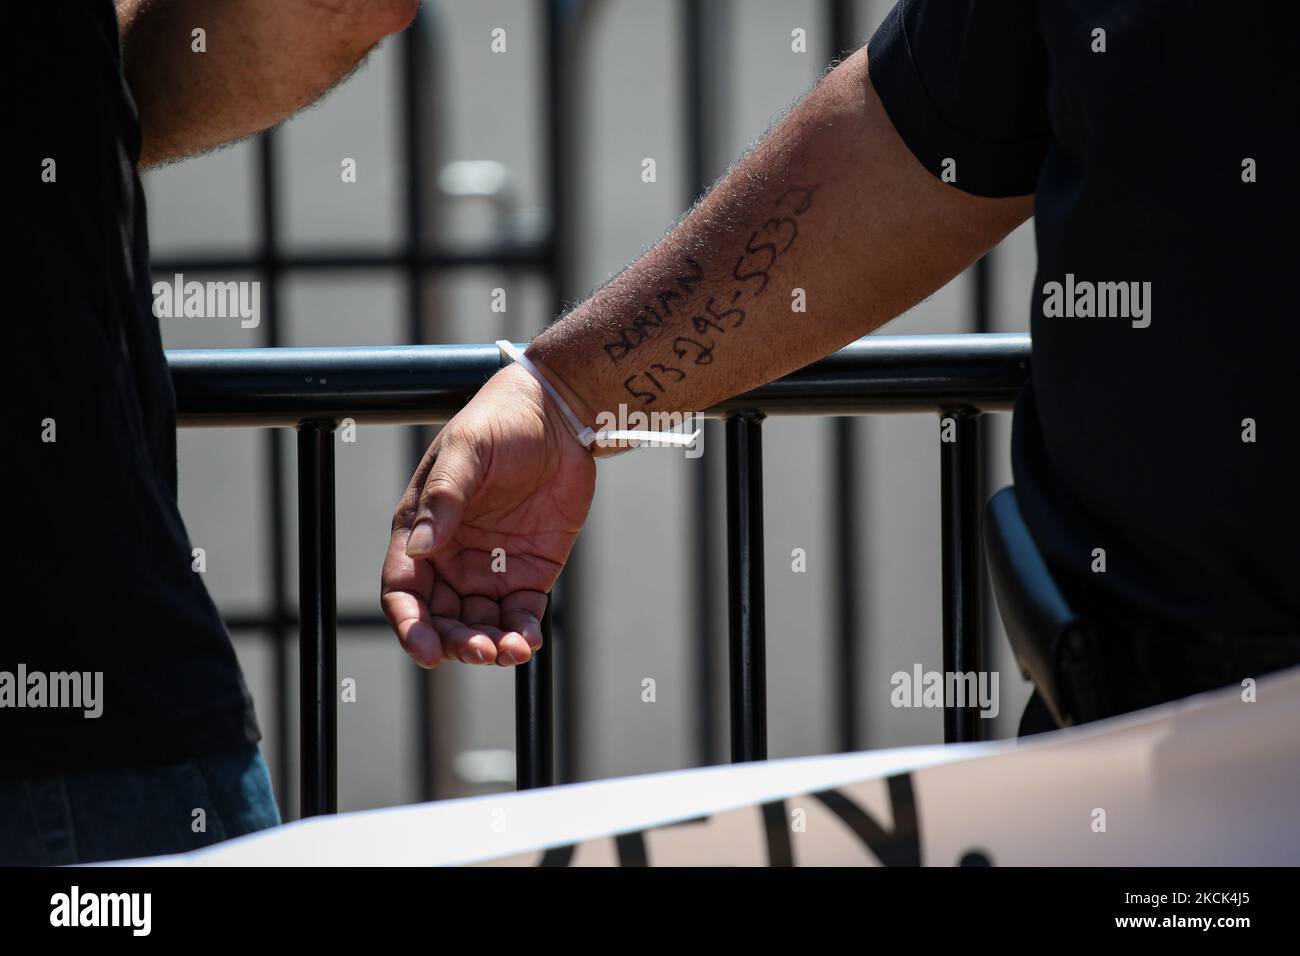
left=152, top=242, right=553, bottom=276
left=170, top=334, right=1030, bottom=428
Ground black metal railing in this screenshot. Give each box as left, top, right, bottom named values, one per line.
left=151, top=0, right=1012, bottom=815
left=170, top=332, right=1030, bottom=816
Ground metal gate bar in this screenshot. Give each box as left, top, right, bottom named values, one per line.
left=726, top=412, right=768, bottom=763
left=939, top=407, right=985, bottom=744
left=296, top=421, right=339, bottom=816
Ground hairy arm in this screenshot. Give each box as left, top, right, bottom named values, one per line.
left=528, top=48, right=1033, bottom=449
left=117, top=0, right=420, bottom=167
left=382, top=48, right=1035, bottom=669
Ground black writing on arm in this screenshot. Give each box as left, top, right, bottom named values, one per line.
left=603, top=257, right=705, bottom=364
left=775, top=184, right=818, bottom=214
left=621, top=183, right=819, bottom=406
left=730, top=184, right=817, bottom=295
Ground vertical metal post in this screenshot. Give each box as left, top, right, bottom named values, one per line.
left=256, top=131, right=293, bottom=813
left=827, top=0, right=854, bottom=60
left=726, top=412, right=768, bottom=762
left=297, top=421, right=338, bottom=817
left=540, top=0, right=572, bottom=785
left=515, top=613, right=554, bottom=790
left=683, top=0, right=723, bottom=767
left=399, top=12, right=438, bottom=804
left=972, top=255, right=998, bottom=729
left=826, top=0, right=859, bottom=753
left=940, top=407, right=984, bottom=744
left=831, top=417, right=861, bottom=752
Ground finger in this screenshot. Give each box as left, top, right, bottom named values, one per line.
left=460, top=595, right=532, bottom=666
left=389, top=432, right=442, bottom=534
left=494, top=629, right=534, bottom=667
left=407, top=434, right=485, bottom=559
left=461, top=595, right=501, bottom=629
left=381, top=526, right=444, bottom=668
left=501, top=591, right=548, bottom=656
left=433, top=616, right=503, bottom=665
left=381, top=588, right=444, bottom=668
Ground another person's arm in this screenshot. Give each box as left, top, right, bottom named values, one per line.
left=382, top=49, right=1033, bottom=668
left=117, top=0, right=419, bottom=167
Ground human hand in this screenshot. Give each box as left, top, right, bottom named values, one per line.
left=381, top=362, right=597, bottom=667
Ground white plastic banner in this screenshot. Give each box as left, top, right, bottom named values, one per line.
left=120, top=666, right=1300, bottom=866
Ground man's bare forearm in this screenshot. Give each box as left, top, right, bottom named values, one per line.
left=118, top=0, right=419, bottom=167
left=528, top=50, right=1033, bottom=450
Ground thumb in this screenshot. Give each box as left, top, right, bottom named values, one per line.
left=405, top=435, right=485, bottom=558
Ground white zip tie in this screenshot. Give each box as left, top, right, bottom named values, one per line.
left=496, top=340, right=701, bottom=450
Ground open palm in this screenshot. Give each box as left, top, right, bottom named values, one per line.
left=381, top=363, right=596, bottom=667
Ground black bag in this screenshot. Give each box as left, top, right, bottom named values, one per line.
left=982, top=487, right=1113, bottom=727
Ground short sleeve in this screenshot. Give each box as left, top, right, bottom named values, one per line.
left=867, top=0, right=1052, bottom=198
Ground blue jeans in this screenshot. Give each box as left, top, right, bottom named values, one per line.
left=0, top=746, right=281, bottom=865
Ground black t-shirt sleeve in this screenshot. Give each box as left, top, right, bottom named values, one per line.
left=867, top=0, right=1052, bottom=198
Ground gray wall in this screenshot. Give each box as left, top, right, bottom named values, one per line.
left=147, top=0, right=1038, bottom=817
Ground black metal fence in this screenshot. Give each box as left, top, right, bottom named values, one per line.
left=152, top=1, right=1014, bottom=818
left=169, top=332, right=1029, bottom=817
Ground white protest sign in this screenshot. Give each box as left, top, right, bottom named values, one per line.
left=116, top=666, right=1300, bottom=866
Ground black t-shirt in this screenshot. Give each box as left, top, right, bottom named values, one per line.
left=2, top=2, right=259, bottom=773
left=869, top=1, right=1300, bottom=633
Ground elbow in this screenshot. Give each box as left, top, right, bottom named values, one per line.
left=360, top=0, right=421, bottom=40
left=314, top=0, right=420, bottom=46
